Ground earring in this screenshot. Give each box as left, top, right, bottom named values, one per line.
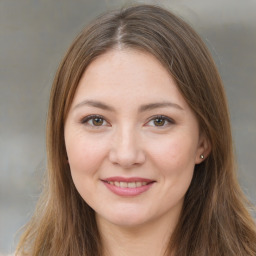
left=200, top=154, right=204, bottom=159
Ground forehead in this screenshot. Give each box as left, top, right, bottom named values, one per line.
left=70, top=49, right=189, bottom=112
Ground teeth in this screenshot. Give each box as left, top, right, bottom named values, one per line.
left=107, top=181, right=149, bottom=188
left=120, top=182, right=127, bottom=188
left=128, top=182, right=136, bottom=188
left=136, top=182, right=142, bottom=187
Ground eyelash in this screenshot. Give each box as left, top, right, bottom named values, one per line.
left=80, top=114, right=174, bottom=128
left=146, top=115, right=175, bottom=127
left=81, top=114, right=110, bottom=127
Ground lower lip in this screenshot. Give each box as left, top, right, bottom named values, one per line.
left=103, top=182, right=154, bottom=196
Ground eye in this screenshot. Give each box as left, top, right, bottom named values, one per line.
left=146, top=115, right=174, bottom=127
left=81, top=115, right=109, bottom=127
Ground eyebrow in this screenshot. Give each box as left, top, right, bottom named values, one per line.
left=139, top=102, right=184, bottom=112
left=73, top=100, right=115, bottom=112
left=73, top=100, right=184, bottom=112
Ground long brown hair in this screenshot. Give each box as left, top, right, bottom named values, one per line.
left=16, top=4, right=256, bottom=256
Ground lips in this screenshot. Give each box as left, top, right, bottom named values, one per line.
left=101, top=177, right=155, bottom=196
left=106, top=181, right=149, bottom=188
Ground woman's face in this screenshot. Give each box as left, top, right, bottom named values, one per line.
left=64, top=49, right=207, bottom=228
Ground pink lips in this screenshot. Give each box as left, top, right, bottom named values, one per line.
left=102, top=176, right=155, bottom=196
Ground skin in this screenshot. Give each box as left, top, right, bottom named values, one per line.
left=64, top=49, right=209, bottom=256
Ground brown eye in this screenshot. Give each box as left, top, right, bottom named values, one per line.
left=146, top=115, right=174, bottom=127
left=81, top=115, right=108, bottom=127
left=153, top=118, right=165, bottom=126
left=92, top=117, right=104, bottom=126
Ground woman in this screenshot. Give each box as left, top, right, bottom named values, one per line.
left=16, top=4, right=256, bottom=256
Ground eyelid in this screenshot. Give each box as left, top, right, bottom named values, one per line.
left=80, top=114, right=110, bottom=126
left=80, top=114, right=174, bottom=127
left=145, top=115, right=175, bottom=127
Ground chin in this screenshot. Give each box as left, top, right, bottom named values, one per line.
left=109, top=218, right=148, bottom=228
left=98, top=208, right=150, bottom=228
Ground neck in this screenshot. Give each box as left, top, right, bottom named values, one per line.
left=97, top=213, right=178, bottom=256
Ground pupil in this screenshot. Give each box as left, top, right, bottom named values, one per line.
left=93, top=117, right=103, bottom=126
left=154, top=118, right=164, bottom=126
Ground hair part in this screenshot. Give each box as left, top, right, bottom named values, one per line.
left=16, top=4, right=256, bottom=256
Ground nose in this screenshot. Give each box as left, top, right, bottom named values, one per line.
left=108, top=127, right=146, bottom=168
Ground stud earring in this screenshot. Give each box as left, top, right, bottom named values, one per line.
left=200, top=154, right=204, bottom=159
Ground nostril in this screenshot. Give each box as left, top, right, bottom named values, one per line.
left=108, top=147, right=146, bottom=168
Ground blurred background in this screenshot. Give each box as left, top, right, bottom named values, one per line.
left=0, top=0, right=255, bottom=254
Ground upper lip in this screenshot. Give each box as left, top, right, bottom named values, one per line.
left=102, top=176, right=155, bottom=183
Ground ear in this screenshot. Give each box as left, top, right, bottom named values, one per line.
left=195, top=133, right=211, bottom=164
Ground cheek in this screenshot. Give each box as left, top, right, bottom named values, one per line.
left=148, top=134, right=197, bottom=175
left=65, top=134, right=110, bottom=205
left=65, top=134, right=109, bottom=176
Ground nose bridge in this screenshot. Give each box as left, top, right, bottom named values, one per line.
left=118, top=124, right=136, bottom=149
left=109, top=123, right=145, bottom=168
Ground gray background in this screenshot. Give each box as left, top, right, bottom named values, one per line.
left=0, top=0, right=255, bottom=254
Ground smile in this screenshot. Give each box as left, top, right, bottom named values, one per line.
left=102, top=177, right=155, bottom=196
left=106, top=181, right=148, bottom=188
